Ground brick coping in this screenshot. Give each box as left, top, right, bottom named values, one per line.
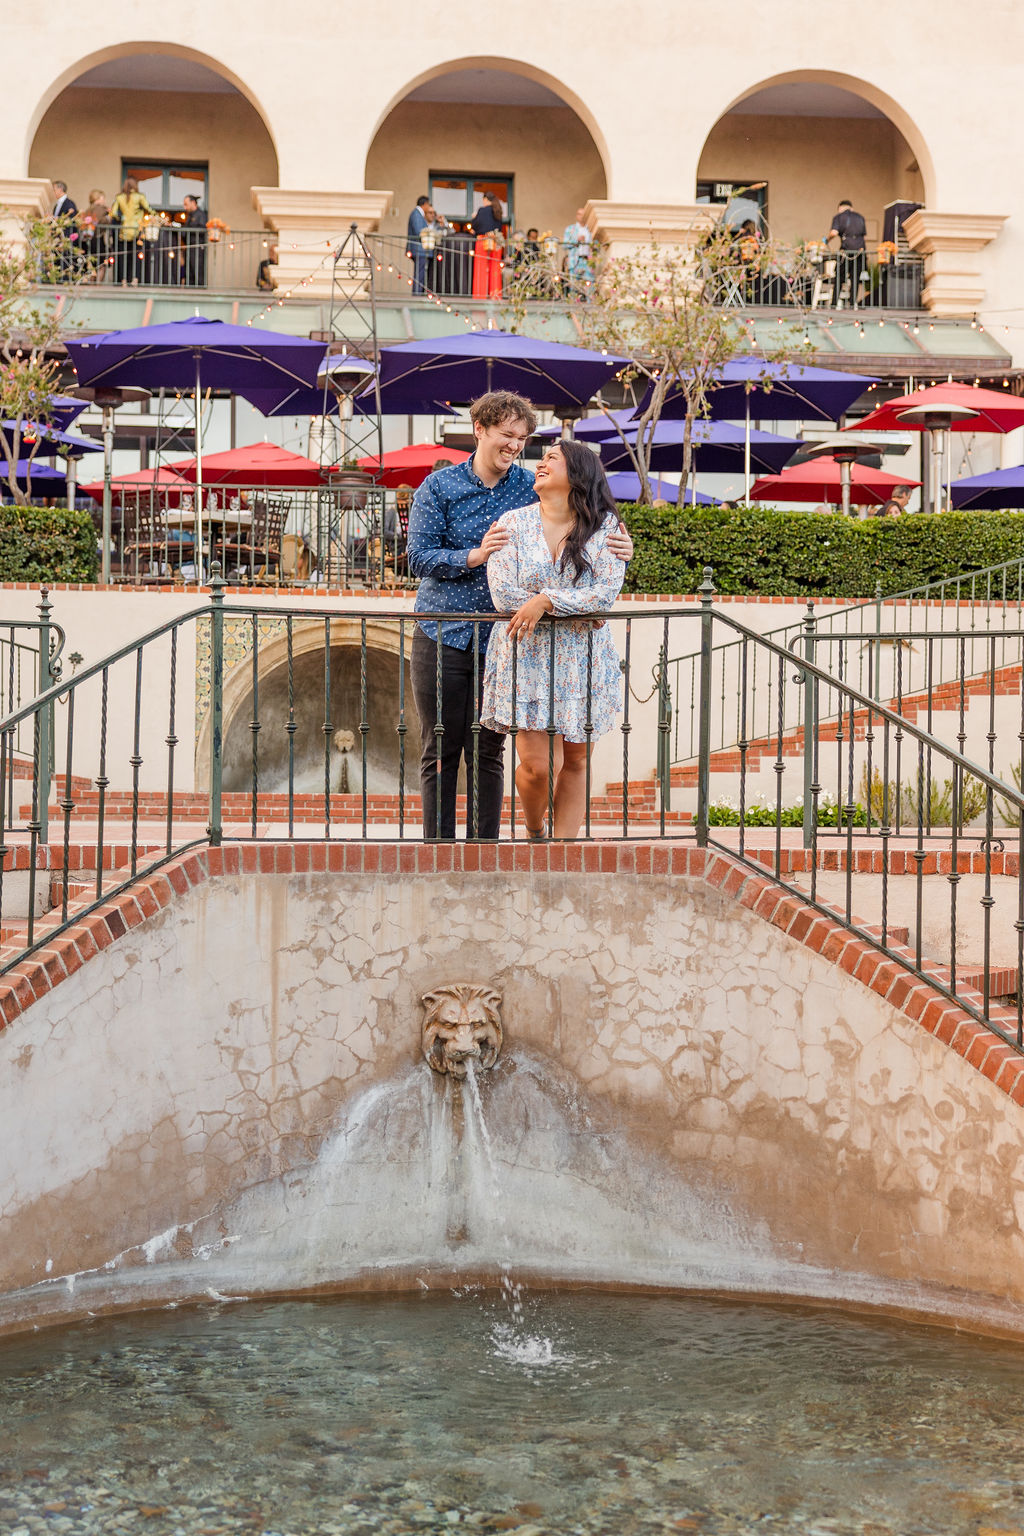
left=1, top=840, right=1021, bottom=1107
left=0, top=581, right=1012, bottom=611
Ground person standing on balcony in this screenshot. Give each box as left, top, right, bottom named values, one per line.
left=471, top=194, right=505, bottom=299
left=828, top=199, right=867, bottom=309
left=180, top=193, right=207, bottom=288
left=407, top=194, right=430, bottom=294
left=563, top=207, right=594, bottom=292
left=50, top=181, right=78, bottom=279
left=407, top=391, right=633, bottom=841
left=110, top=176, right=154, bottom=285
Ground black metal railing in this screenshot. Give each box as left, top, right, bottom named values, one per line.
left=3, top=576, right=1023, bottom=1052
left=34, top=225, right=278, bottom=293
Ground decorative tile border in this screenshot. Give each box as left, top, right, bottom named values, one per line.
left=1, top=841, right=1021, bottom=1105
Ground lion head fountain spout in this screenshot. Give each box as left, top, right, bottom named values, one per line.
left=421, top=984, right=503, bottom=1079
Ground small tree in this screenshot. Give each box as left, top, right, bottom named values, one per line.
left=507, top=220, right=811, bottom=504
left=0, top=212, right=85, bottom=505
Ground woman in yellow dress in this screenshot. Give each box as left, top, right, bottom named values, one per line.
left=110, top=176, right=154, bottom=285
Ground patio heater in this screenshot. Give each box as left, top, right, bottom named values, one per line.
left=797, top=437, right=895, bottom=517
left=895, top=403, right=980, bottom=514
left=68, top=385, right=150, bottom=582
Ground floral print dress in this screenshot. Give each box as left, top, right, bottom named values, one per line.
left=482, top=504, right=625, bottom=744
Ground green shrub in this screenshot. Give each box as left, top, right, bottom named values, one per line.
left=0, top=504, right=98, bottom=583
left=620, top=504, right=1024, bottom=599
left=861, top=766, right=989, bottom=827
left=707, top=796, right=867, bottom=827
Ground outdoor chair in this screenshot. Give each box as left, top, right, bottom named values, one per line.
left=811, top=258, right=837, bottom=308
left=120, top=495, right=190, bottom=582
left=218, top=497, right=286, bottom=584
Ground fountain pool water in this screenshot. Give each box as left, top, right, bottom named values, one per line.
left=2, top=1290, right=1024, bottom=1535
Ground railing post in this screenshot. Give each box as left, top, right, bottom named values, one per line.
left=655, top=641, right=671, bottom=814
left=36, top=587, right=52, bottom=845
left=695, top=566, right=716, bottom=847
left=873, top=579, right=883, bottom=703
left=207, top=567, right=225, bottom=848
left=802, top=600, right=818, bottom=849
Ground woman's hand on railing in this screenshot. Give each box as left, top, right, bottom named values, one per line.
left=507, top=592, right=554, bottom=639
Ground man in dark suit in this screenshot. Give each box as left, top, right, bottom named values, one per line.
left=406, top=194, right=430, bottom=294
left=51, top=181, right=78, bottom=280
left=180, top=194, right=207, bottom=287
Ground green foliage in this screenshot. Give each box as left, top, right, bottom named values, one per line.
left=0, top=504, right=98, bottom=582
left=620, top=504, right=1024, bottom=598
left=860, top=766, right=989, bottom=827
left=707, top=796, right=867, bottom=827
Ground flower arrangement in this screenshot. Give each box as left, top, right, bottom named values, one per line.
left=876, top=240, right=898, bottom=264
left=206, top=218, right=230, bottom=242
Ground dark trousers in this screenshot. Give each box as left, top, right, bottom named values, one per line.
left=837, top=249, right=864, bottom=307
left=411, top=628, right=505, bottom=840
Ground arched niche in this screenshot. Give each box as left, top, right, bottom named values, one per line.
left=28, top=45, right=279, bottom=238
left=364, top=58, right=609, bottom=242
left=697, top=72, right=932, bottom=249
left=196, top=619, right=418, bottom=798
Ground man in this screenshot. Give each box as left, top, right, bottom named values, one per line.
left=50, top=180, right=78, bottom=280
left=406, top=194, right=430, bottom=295
left=874, top=484, right=913, bottom=517
left=180, top=193, right=207, bottom=287
left=828, top=199, right=867, bottom=309
left=407, top=390, right=632, bottom=840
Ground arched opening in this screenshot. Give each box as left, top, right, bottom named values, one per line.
left=365, top=60, right=608, bottom=244
left=214, top=622, right=417, bottom=798
left=697, top=74, right=930, bottom=250
left=28, top=47, right=278, bottom=240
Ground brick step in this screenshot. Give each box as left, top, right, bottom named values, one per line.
left=599, top=658, right=1024, bottom=794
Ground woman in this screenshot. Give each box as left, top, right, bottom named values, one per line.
left=482, top=439, right=626, bottom=840
left=77, top=189, right=110, bottom=281
left=109, top=176, right=154, bottom=285
left=471, top=193, right=505, bottom=299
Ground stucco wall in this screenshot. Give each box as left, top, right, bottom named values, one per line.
left=3, top=858, right=1024, bottom=1334
left=28, top=87, right=278, bottom=236
left=697, top=113, right=925, bottom=246
left=366, top=101, right=607, bottom=241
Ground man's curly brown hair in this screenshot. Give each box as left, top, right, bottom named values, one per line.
left=469, top=390, right=537, bottom=436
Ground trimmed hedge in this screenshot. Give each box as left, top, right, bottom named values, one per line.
left=0, top=505, right=98, bottom=583
left=620, top=504, right=1024, bottom=598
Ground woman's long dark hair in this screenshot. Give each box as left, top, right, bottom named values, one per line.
left=550, top=438, right=618, bottom=582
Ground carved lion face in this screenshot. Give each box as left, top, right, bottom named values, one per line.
left=421, top=983, right=503, bottom=1079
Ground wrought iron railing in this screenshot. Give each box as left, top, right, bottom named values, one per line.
left=2, top=576, right=1023, bottom=1051
left=662, top=554, right=1024, bottom=774
left=36, top=225, right=278, bottom=293
left=0, top=596, right=64, bottom=834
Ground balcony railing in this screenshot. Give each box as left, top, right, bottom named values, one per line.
left=31, top=224, right=926, bottom=313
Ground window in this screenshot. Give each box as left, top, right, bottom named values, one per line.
left=428, top=173, right=514, bottom=231
left=696, top=179, right=768, bottom=231
left=121, top=160, right=209, bottom=214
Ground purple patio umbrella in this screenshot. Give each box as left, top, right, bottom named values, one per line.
left=949, top=465, right=1024, bottom=510
left=365, top=328, right=630, bottom=412
left=606, top=472, right=714, bottom=505
left=641, top=357, right=876, bottom=494
left=0, top=461, right=68, bottom=500
left=598, top=418, right=800, bottom=477
left=65, top=316, right=325, bottom=577
left=534, top=408, right=636, bottom=441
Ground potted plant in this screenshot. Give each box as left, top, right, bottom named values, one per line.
left=206, top=218, right=230, bottom=244
left=329, top=456, right=373, bottom=511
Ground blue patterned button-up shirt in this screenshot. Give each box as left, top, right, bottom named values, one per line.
left=408, top=458, right=536, bottom=650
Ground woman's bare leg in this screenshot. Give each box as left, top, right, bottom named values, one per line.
left=552, top=740, right=590, bottom=839
left=515, top=729, right=564, bottom=835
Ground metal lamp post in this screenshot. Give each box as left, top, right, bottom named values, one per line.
left=67, top=385, right=150, bottom=582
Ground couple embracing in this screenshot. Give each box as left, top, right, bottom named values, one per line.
left=407, top=390, right=633, bottom=841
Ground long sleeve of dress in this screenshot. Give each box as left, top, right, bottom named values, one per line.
left=486, top=514, right=536, bottom=611
left=542, top=523, right=625, bottom=615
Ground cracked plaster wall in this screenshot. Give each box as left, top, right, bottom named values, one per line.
left=2, top=870, right=1024, bottom=1325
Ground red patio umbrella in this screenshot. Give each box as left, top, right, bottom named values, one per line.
left=80, top=465, right=191, bottom=503
left=354, top=441, right=470, bottom=488
left=174, top=442, right=326, bottom=488
left=851, top=383, right=1024, bottom=513
left=852, top=382, right=1024, bottom=436
left=750, top=459, right=920, bottom=508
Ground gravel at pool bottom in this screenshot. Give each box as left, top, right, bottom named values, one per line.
left=1, top=1289, right=1023, bottom=1535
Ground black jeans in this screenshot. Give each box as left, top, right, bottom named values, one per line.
left=411, top=628, right=505, bottom=840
